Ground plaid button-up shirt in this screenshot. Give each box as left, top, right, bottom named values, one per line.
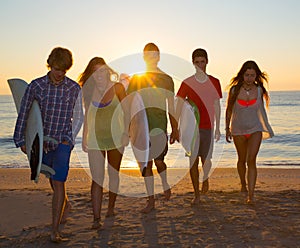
left=13, top=74, right=83, bottom=151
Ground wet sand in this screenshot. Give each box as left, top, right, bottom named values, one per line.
left=0, top=167, right=299, bottom=247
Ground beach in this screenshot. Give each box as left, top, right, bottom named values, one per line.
left=0, top=168, right=299, bottom=247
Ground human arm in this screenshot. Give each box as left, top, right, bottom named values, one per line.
left=72, top=90, right=84, bottom=141
left=172, top=82, right=189, bottom=144
left=225, top=88, right=234, bottom=143
left=167, top=95, right=179, bottom=144
left=172, top=96, right=186, bottom=144
left=81, top=111, right=89, bottom=153
left=214, top=98, right=221, bottom=142
left=116, top=83, right=130, bottom=146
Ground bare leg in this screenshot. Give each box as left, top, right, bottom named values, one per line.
left=141, top=161, right=155, bottom=213
left=238, top=164, right=248, bottom=192
left=233, top=135, right=248, bottom=193
left=246, top=132, right=262, bottom=204
left=189, top=156, right=200, bottom=205
left=60, top=199, right=71, bottom=224
left=88, top=150, right=105, bottom=228
left=201, top=158, right=212, bottom=194
left=154, top=159, right=171, bottom=200
left=50, top=179, right=68, bottom=242
left=91, top=181, right=103, bottom=229
left=106, top=148, right=123, bottom=217
left=49, top=180, right=70, bottom=224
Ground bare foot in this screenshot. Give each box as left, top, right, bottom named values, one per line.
left=50, top=233, right=69, bottom=243
left=91, top=218, right=102, bottom=230
left=191, top=197, right=200, bottom=206
left=106, top=209, right=116, bottom=217
left=140, top=201, right=155, bottom=214
left=201, top=179, right=209, bottom=194
left=246, top=195, right=255, bottom=205
left=241, top=185, right=248, bottom=193
left=61, top=201, right=72, bottom=224
left=164, top=188, right=171, bottom=200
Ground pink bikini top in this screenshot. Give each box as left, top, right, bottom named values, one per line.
left=237, top=99, right=257, bottom=107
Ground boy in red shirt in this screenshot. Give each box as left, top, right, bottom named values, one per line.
left=175, top=48, right=222, bottom=205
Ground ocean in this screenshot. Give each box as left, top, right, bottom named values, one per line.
left=0, top=91, right=299, bottom=169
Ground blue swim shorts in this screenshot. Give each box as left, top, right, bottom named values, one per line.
left=42, top=143, right=71, bottom=182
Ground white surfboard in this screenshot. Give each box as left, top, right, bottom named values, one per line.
left=177, top=99, right=199, bottom=156
left=8, top=78, right=55, bottom=183
left=129, top=93, right=150, bottom=176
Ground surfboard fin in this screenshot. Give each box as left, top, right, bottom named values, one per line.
left=40, top=164, right=56, bottom=178
left=185, top=152, right=192, bottom=157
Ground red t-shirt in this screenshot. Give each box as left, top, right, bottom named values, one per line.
left=176, top=75, right=222, bottom=129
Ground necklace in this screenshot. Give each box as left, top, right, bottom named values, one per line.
left=243, top=86, right=252, bottom=96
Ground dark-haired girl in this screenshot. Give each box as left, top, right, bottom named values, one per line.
left=225, top=60, right=274, bottom=204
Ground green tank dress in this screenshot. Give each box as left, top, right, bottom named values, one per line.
left=87, top=95, right=125, bottom=150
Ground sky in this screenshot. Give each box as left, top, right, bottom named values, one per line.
left=1, top=0, right=300, bottom=95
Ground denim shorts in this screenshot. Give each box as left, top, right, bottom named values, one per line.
left=42, top=143, right=71, bottom=182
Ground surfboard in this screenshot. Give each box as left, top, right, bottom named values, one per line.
left=177, top=98, right=199, bottom=156
left=129, top=92, right=150, bottom=176
left=8, top=78, right=55, bottom=183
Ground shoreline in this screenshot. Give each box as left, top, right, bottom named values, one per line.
left=1, top=164, right=300, bottom=170
left=0, top=168, right=299, bottom=247
left=1, top=167, right=299, bottom=191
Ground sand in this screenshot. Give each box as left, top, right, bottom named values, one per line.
left=0, top=167, right=299, bottom=247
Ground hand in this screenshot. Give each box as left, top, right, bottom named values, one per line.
left=120, top=73, right=130, bottom=89
left=215, top=129, right=221, bottom=142
left=20, top=145, right=26, bottom=154
left=170, top=129, right=179, bottom=144
left=121, top=132, right=129, bottom=147
left=225, top=129, right=232, bottom=143
left=82, top=139, right=88, bottom=153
